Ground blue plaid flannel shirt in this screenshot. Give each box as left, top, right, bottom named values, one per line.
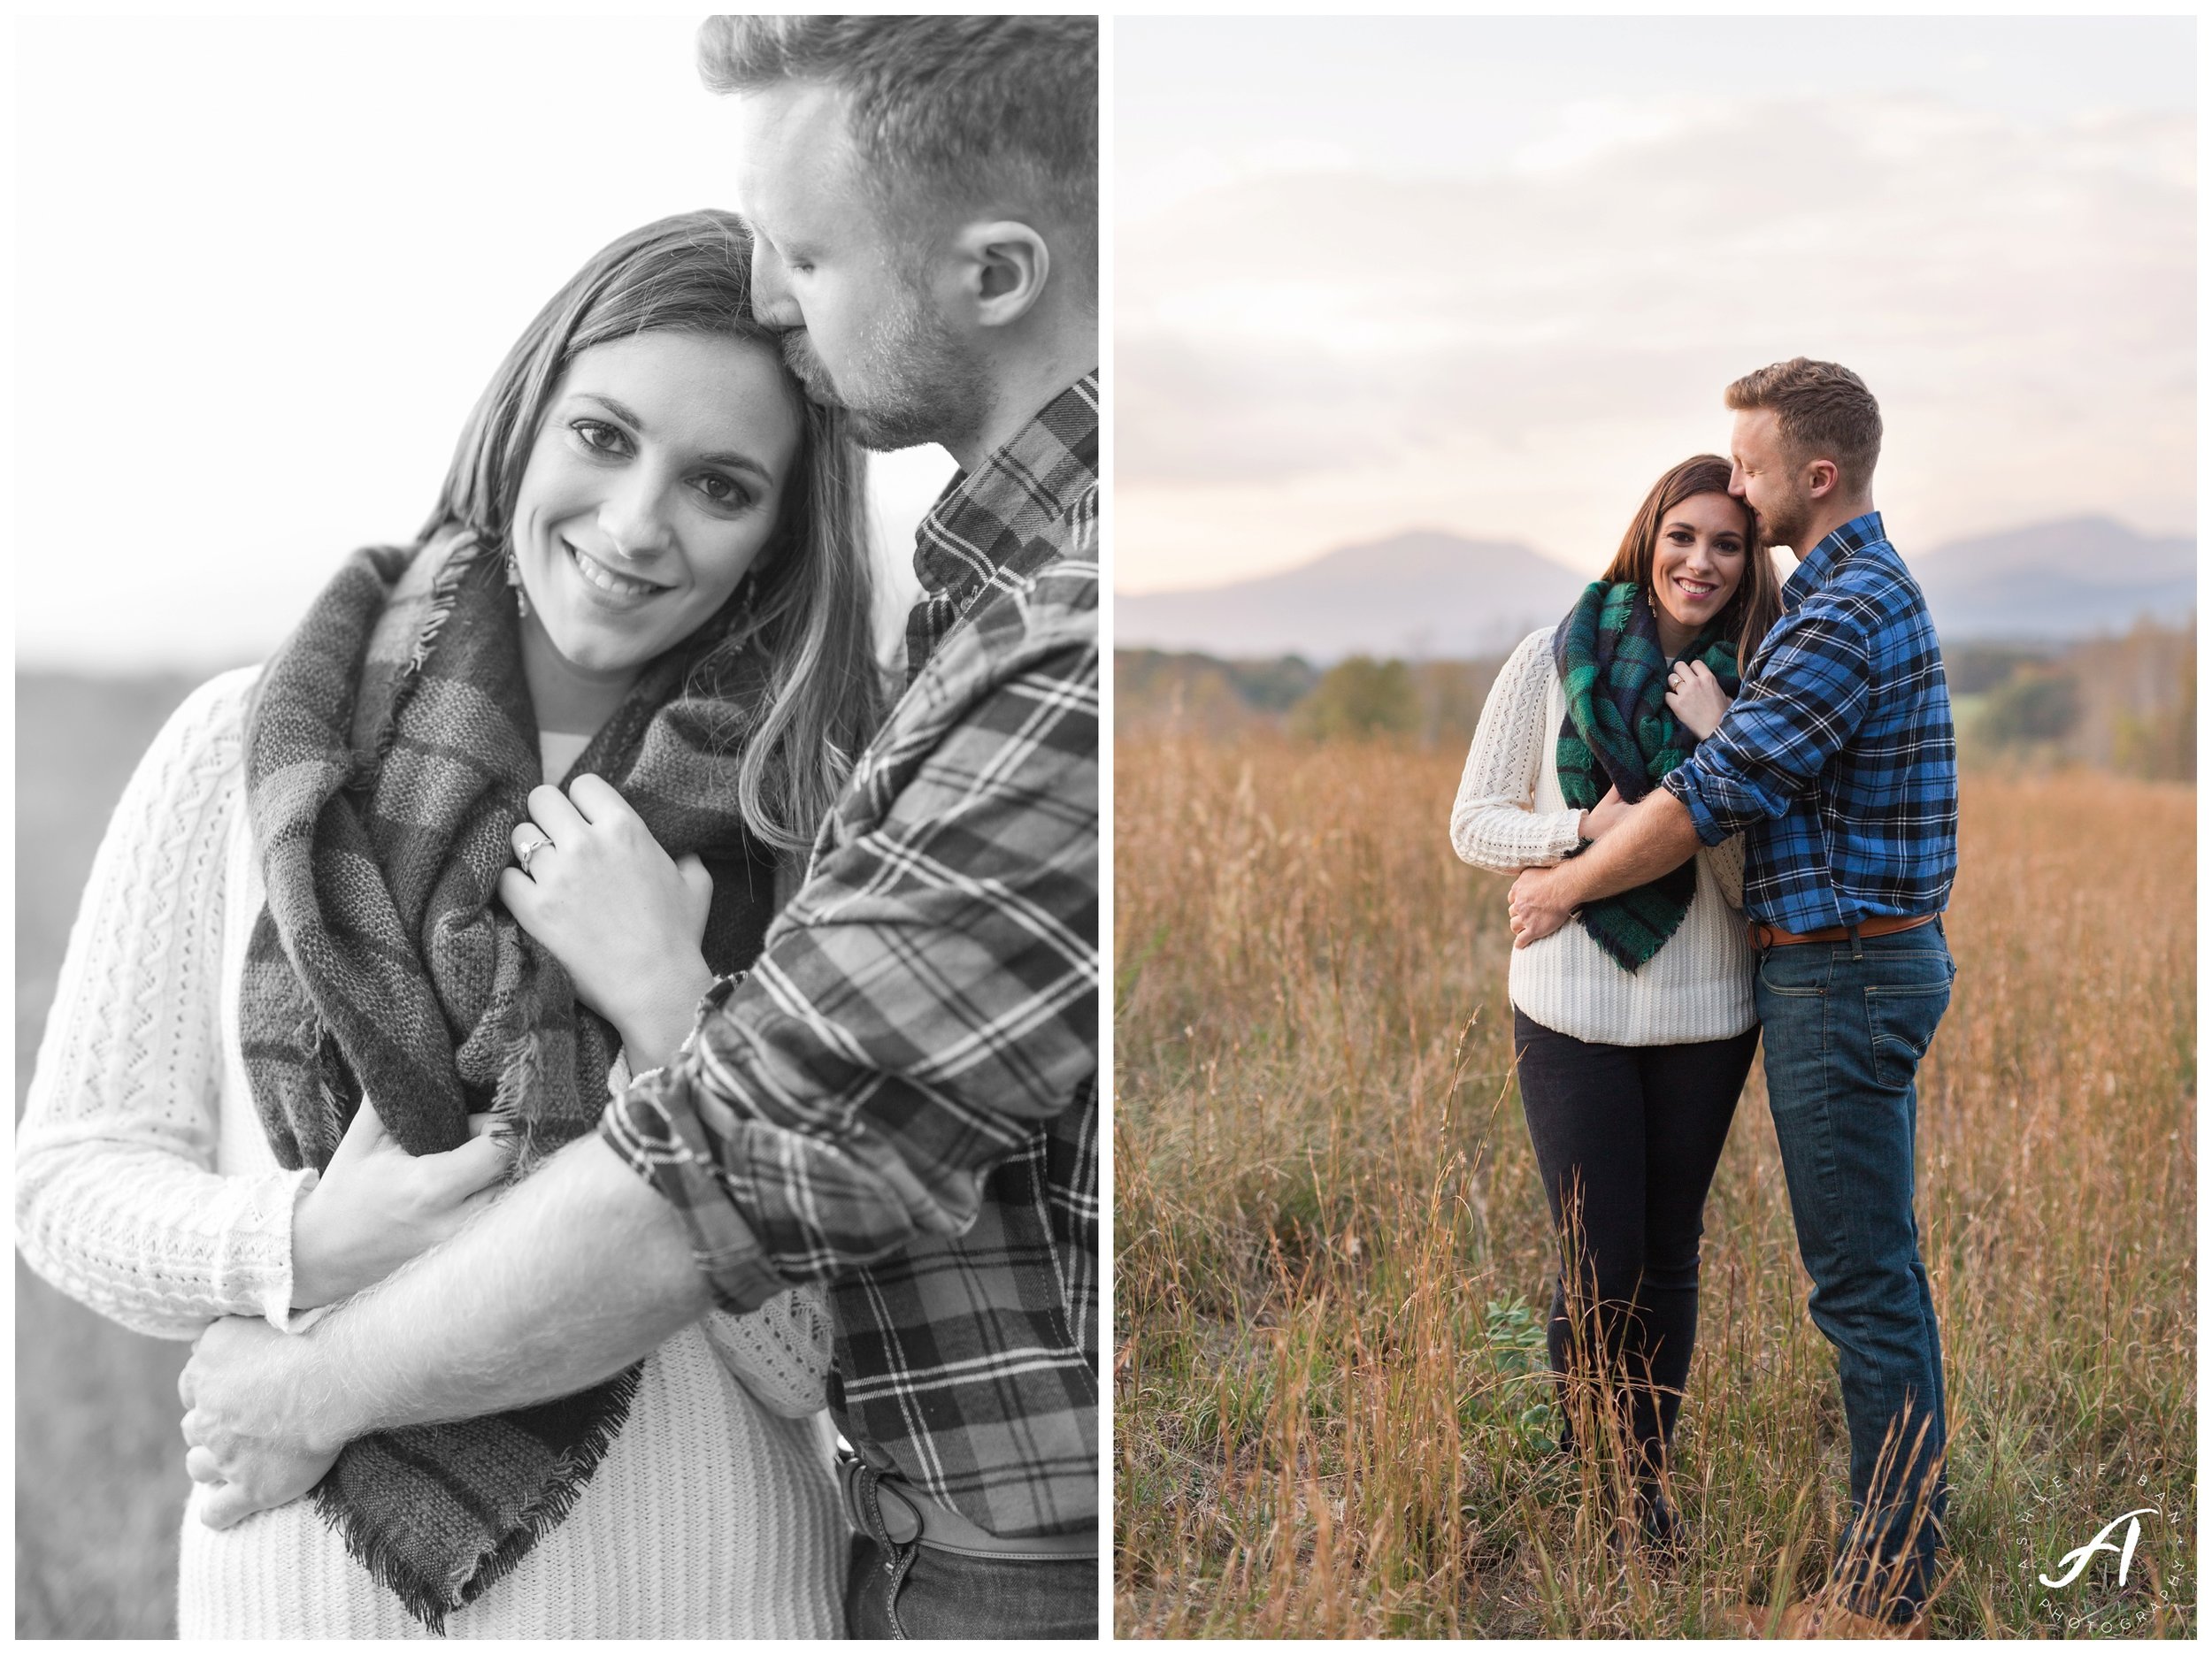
left=1663, top=511, right=1957, bottom=933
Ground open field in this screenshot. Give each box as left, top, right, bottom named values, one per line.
left=1113, top=734, right=2194, bottom=1637
left=17, top=672, right=213, bottom=1638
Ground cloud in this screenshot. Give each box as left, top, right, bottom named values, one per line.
left=1117, top=96, right=2193, bottom=590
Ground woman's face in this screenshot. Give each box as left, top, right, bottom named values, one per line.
left=1649, top=490, right=1751, bottom=641
left=510, top=331, right=803, bottom=678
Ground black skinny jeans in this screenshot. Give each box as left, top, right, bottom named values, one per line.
left=1511, top=1007, right=1758, bottom=1480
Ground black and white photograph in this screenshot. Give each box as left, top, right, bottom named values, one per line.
left=17, top=14, right=1097, bottom=1639
left=1112, top=14, right=2193, bottom=1639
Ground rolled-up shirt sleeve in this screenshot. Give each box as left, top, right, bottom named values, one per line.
left=1664, top=603, right=1871, bottom=845
left=601, top=637, right=1098, bottom=1314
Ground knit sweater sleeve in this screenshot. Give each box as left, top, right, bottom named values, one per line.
left=1704, top=831, right=1747, bottom=912
left=14, top=670, right=317, bottom=1340
left=1449, top=628, right=1587, bottom=872
left=702, top=1289, right=835, bottom=1418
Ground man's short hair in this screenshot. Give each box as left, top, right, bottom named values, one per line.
left=698, top=15, right=1097, bottom=280
left=1725, top=357, right=1882, bottom=487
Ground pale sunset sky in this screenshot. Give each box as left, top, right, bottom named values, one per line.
left=1116, top=16, right=2194, bottom=594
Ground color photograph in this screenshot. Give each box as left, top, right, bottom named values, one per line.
left=1113, top=16, right=2193, bottom=1638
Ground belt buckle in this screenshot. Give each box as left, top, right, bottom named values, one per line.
left=840, top=1456, right=925, bottom=1547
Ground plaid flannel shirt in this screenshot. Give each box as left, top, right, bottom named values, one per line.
left=603, top=372, right=1100, bottom=1538
left=1663, top=511, right=1958, bottom=932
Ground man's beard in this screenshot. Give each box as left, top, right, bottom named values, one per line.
left=779, top=288, right=990, bottom=455
left=1751, top=489, right=1813, bottom=553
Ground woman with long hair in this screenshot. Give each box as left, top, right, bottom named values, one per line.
left=17, top=211, right=883, bottom=1636
left=1448, top=456, right=1783, bottom=1548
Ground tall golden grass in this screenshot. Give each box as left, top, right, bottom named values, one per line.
left=1113, top=732, right=2194, bottom=1637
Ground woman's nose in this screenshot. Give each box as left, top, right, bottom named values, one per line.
left=600, top=476, right=675, bottom=562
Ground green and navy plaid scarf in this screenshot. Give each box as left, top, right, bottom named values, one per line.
left=1552, top=580, right=1739, bottom=971
left=239, top=533, right=780, bottom=1632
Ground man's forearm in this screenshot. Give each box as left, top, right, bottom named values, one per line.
left=300, top=1134, right=711, bottom=1446
left=1558, top=789, right=1703, bottom=906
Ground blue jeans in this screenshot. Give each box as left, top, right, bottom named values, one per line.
left=846, top=1533, right=1096, bottom=1638
left=1755, top=922, right=1955, bottom=1621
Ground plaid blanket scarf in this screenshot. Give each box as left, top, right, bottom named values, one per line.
left=1552, top=579, right=1739, bottom=971
left=239, top=533, right=780, bottom=1631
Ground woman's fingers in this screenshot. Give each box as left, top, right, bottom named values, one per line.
left=186, top=1444, right=225, bottom=1485
left=496, top=866, right=541, bottom=923
left=425, top=1122, right=514, bottom=1199
left=525, top=782, right=589, bottom=846
left=565, top=773, right=639, bottom=826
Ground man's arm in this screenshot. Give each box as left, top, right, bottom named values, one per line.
left=180, top=625, right=1099, bottom=1525
left=605, top=630, right=1099, bottom=1306
left=1508, top=789, right=1701, bottom=946
left=180, top=1132, right=710, bottom=1529
left=1510, top=601, right=1872, bottom=946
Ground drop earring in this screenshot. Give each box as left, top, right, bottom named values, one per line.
left=504, top=543, right=531, bottom=618
left=721, top=570, right=761, bottom=651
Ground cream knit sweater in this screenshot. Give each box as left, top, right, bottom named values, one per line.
left=16, top=669, right=846, bottom=1638
left=1449, top=628, right=1755, bottom=1046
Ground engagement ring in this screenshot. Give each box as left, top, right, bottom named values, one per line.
left=515, top=829, right=552, bottom=876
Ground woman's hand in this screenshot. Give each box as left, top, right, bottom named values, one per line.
left=1666, top=659, right=1733, bottom=741
left=497, top=774, right=717, bottom=1072
left=1580, top=785, right=1634, bottom=842
left=290, top=1100, right=510, bottom=1309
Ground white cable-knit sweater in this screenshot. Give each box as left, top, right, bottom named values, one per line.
left=1449, top=628, right=1755, bottom=1046
left=15, top=668, right=847, bottom=1638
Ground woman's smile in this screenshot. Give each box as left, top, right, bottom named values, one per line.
left=562, top=537, right=672, bottom=602
left=1672, top=572, right=1718, bottom=602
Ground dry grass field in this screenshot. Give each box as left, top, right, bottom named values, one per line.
left=1113, top=733, right=2194, bottom=1637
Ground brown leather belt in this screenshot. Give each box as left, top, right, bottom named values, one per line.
left=1747, top=911, right=1939, bottom=951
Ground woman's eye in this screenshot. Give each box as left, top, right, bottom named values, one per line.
left=572, top=420, right=628, bottom=456
left=695, top=473, right=752, bottom=509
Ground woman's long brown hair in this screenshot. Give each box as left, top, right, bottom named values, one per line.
left=1598, top=455, right=1783, bottom=664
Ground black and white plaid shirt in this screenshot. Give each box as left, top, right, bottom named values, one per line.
left=603, top=373, right=1100, bottom=1539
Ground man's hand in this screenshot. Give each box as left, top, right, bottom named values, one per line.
left=1508, top=863, right=1578, bottom=948
left=180, top=1315, right=349, bottom=1529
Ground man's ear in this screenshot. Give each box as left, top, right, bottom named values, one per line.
left=1803, top=456, right=1840, bottom=501
left=952, top=219, right=1051, bottom=327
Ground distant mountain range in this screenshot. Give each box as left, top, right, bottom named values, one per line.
left=1117, top=517, right=2194, bottom=661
